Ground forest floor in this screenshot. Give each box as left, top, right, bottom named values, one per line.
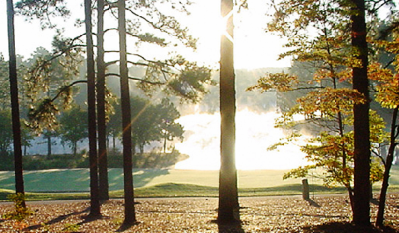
left=0, top=194, right=398, bottom=232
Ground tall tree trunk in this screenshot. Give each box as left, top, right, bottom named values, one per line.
left=351, top=0, right=371, bottom=227
left=118, top=0, right=137, bottom=225
left=6, top=0, right=25, bottom=207
left=84, top=0, right=101, bottom=217
left=218, top=0, right=239, bottom=224
left=97, top=0, right=109, bottom=201
left=376, top=106, right=398, bottom=226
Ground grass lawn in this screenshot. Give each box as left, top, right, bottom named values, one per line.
left=0, top=166, right=398, bottom=200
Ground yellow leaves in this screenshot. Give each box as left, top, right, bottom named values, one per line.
left=313, top=69, right=332, bottom=81
left=246, top=72, right=299, bottom=92
left=368, top=62, right=393, bottom=82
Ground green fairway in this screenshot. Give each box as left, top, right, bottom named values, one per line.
left=0, top=166, right=398, bottom=200
left=0, top=168, right=308, bottom=192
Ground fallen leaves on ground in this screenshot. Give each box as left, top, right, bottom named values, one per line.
left=0, top=194, right=398, bottom=232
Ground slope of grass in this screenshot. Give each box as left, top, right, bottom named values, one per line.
left=1, top=169, right=304, bottom=192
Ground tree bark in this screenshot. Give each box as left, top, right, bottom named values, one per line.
left=84, top=0, right=101, bottom=217
left=218, top=0, right=239, bottom=224
left=351, top=0, right=371, bottom=227
left=6, top=0, right=25, bottom=207
left=118, top=0, right=137, bottom=225
left=376, top=106, right=398, bottom=226
left=97, top=0, right=109, bottom=201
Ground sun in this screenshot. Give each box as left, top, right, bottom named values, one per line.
left=183, top=0, right=290, bottom=70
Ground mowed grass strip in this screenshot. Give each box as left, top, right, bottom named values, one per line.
left=2, top=183, right=397, bottom=201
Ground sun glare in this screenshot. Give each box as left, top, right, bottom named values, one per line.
left=184, top=0, right=291, bottom=70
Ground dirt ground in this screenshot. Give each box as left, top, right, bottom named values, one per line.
left=0, top=194, right=398, bottom=232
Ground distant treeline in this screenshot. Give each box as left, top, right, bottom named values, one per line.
left=0, top=150, right=188, bottom=171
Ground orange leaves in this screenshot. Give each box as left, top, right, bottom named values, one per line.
left=368, top=62, right=399, bottom=108
left=296, top=87, right=365, bottom=117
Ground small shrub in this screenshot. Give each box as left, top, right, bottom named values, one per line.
left=63, top=223, right=80, bottom=232
left=3, top=193, right=32, bottom=222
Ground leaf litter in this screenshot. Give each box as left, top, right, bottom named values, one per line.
left=0, top=194, right=398, bottom=232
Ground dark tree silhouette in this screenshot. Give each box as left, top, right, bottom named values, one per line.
left=84, top=0, right=101, bottom=217
left=351, top=0, right=371, bottom=227
left=218, top=0, right=239, bottom=224
left=119, top=0, right=137, bottom=226
left=97, top=0, right=109, bottom=201
left=6, top=0, right=25, bottom=207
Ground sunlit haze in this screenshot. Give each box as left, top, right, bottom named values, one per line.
left=175, top=109, right=309, bottom=170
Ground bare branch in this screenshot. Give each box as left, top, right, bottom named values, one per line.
left=105, top=73, right=164, bottom=85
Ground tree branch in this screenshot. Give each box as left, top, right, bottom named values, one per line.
left=51, top=80, right=87, bottom=102
left=105, top=73, right=164, bottom=85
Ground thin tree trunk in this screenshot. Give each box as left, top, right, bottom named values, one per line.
left=119, top=0, right=137, bottom=225
left=84, top=0, right=101, bottom=217
left=73, top=142, right=77, bottom=157
left=6, top=0, right=25, bottom=207
left=97, top=0, right=109, bottom=201
left=113, top=136, right=116, bottom=153
left=351, top=0, right=371, bottom=227
left=163, top=134, right=167, bottom=154
left=376, top=106, right=398, bottom=226
left=218, top=0, right=239, bottom=224
left=47, top=134, right=52, bottom=158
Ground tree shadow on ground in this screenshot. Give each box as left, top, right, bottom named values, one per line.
left=305, top=198, right=321, bottom=207
left=23, top=205, right=91, bottom=231
left=301, top=222, right=399, bottom=233
left=115, top=221, right=140, bottom=232
left=107, top=168, right=170, bottom=190
left=211, top=207, right=245, bottom=233
left=132, top=169, right=170, bottom=188
left=217, top=221, right=245, bottom=233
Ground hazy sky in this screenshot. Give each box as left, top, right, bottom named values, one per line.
left=0, top=0, right=291, bottom=69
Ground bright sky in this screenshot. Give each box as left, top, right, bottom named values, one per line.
left=0, top=0, right=290, bottom=69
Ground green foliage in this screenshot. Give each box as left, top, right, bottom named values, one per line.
left=0, top=110, right=13, bottom=155
left=0, top=150, right=186, bottom=171
left=58, top=105, right=88, bottom=156
left=109, top=96, right=184, bottom=154
left=24, top=47, right=83, bottom=134
left=108, top=149, right=188, bottom=169
left=62, top=223, right=80, bottom=232
left=137, top=57, right=213, bottom=103
left=22, top=154, right=89, bottom=170
left=15, top=0, right=70, bottom=29
left=0, top=54, right=10, bottom=109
